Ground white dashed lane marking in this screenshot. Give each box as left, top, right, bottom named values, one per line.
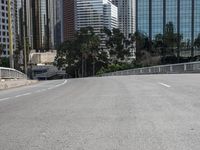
left=0, top=97, right=11, bottom=101
left=158, top=82, right=171, bottom=88
left=0, top=80, right=67, bottom=102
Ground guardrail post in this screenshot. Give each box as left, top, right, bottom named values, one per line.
left=9, top=69, right=11, bottom=78
left=184, top=64, right=187, bottom=72
left=140, top=69, right=142, bottom=74
left=158, top=67, right=161, bottom=73
left=170, top=65, right=173, bottom=73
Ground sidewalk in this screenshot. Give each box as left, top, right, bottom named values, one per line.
left=0, top=79, right=38, bottom=90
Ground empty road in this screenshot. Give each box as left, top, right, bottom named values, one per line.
left=0, top=74, right=200, bottom=150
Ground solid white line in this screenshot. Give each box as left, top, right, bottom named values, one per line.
left=158, top=82, right=171, bottom=88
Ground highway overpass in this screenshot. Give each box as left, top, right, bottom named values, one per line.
left=0, top=74, right=200, bottom=149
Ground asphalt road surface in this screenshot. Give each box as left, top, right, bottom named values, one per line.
left=0, top=74, right=200, bottom=150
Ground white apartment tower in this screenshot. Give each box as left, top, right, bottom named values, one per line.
left=75, top=0, right=118, bottom=36
left=0, top=0, right=17, bottom=57
left=104, top=0, right=118, bottom=30
left=112, top=0, right=136, bottom=38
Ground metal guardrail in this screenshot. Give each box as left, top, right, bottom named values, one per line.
left=102, top=61, right=200, bottom=76
left=0, top=67, right=27, bottom=79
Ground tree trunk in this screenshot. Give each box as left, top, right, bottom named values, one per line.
left=93, top=57, right=95, bottom=76
left=84, top=59, right=87, bottom=77
left=82, top=54, right=84, bottom=77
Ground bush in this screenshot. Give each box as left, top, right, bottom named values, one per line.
left=97, top=62, right=136, bottom=75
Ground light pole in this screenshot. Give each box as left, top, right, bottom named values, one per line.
left=46, top=0, right=49, bottom=51
left=23, top=0, right=28, bottom=74
left=8, top=0, right=14, bottom=68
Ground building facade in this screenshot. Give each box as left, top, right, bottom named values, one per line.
left=75, top=0, right=118, bottom=37
left=49, top=0, right=63, bottom=48
left=31, top=0, right=63, bottom=50
left=0, top=0, right=17, bottom=57
left=104, top=0, right=118, bottom=30
left=31, top=0, right=48, bottom=50
left=136, top=0, right=200, bottom=57
left=112, top=0, right=136, bottom=38
left=63, top=0, right=76, bottom=41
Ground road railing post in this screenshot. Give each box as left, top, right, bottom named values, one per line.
left=170, top=65, right=173, bottom=73
left=184, top=63, right=187, bottom=72
left=9, top=69, right=11, bottom=78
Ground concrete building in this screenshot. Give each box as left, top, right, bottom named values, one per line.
left=136, top=0, right=200, bottom=57
left=0, top=0, right=17, bottom=57
left=112, top=0, right=136, bottom=38
left=29, top=50, right=57, bottom=65
left=104, top=0, right=118, bottom=30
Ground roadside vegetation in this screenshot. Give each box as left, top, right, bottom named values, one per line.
left=55, top=27, right=134, bottom=78
left=55, top=24, right=200, bottom=78
left=0, top=44, right=9, bottom=67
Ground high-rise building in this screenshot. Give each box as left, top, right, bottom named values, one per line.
left=32, top=0, right=50, bottom=50
left=63, top=0, right=76, bottom=41
left=104, top=0, right=118, bottom=30
left=0, top=0, right=17, bottom=57
left=31, top=0, right=48, bottom=50
left=75, top=0, right=118, bottom=37
left=16, top=0, right=32, bottom=48
left=112, top=0, right=136, bottom=38
left=31, top=0, right=63, bottom=50
left=136, top=0, right=200, bottom=57
left=49, top=0, right=63, bottom=48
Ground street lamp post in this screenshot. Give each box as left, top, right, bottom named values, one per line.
left=23, top=0, right=28, bottom=74
left=8, top=0, right=14, bottom=68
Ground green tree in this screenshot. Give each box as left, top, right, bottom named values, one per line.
left=55, top=40, right=79, bottom=77
left=55, top=27, right=101, bottom=77
left=76, top=27, right=100, bottom=77
left=163, top=22, right=183, bottom=57
left=194, top=34, right=200, bottom=48
left=103, top=27, right=131, bottom=62
left=130, top=31, right=152, bottom=66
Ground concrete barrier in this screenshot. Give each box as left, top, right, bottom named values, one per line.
left=0, top=79, right=38, bottom=90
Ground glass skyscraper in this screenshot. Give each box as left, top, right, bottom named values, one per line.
left=31, top=0, right=62, bottom=50
left=136, top=0, right=200, bottom=57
